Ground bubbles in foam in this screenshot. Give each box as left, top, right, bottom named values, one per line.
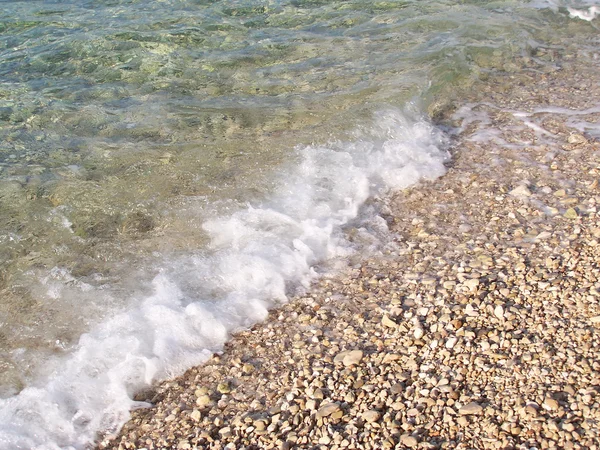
left=0, top=108, right=448, bottom=449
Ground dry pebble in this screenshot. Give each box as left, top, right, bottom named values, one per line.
left=100, top=42, right=600, bottom=450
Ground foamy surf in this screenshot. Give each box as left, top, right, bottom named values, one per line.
left=0, top=108, right=448, bottom=449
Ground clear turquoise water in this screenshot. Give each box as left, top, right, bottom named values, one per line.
left=0, top=0, right=598, bottom=447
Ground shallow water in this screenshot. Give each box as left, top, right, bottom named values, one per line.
left=0, top=0, right=598, bottom=447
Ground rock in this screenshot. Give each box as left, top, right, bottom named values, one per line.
left=413, top=327, right=424, bottom=339
left=590, top=315, right=600, bottom=324
left=362, top=410, right=381, bottom=423
left=218, top=426, right=232, bottom=438
left=542, top=397, right=559, bottom=411
left=509, top=185, right=532, bottom=197
left=382, top=315, right=398, bottom=328
left=190, top=409, right=201, bottom=421
left=563, top=208, right=578, bottom=219
left=196, top=395, right=212, bottom=407
left=464, top=279, right=480, bottom=290
left=535, top=231, right=552, bottom=240
left=445, top=337, right=458, bottom=349
left=333, top=349, right=363, bottom=366
left=459, top=402, right=483, bottom=415
left=317, top=402, right=341, bottom=418
left=567, top=133, right=587, bottom=145
left=494, top=305, right=504, bottom=320
left=400, top=434, right=418, bottom=447
left=217, top=382, right=232, bottom=394
left=465, top=304, right=478, bottom=316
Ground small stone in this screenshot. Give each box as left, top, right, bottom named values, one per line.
left=218, top=426, right=232, bottom=438
left=465, top=304, right=478, bottom=316
left=362, top=410, right=381, bottom=423
left=445, top=337, right=458, bottom=349
left=563, top=208, right=578, bottom=219
left=382, top=315, right=398, bottom=328
left=318, top=436, right=331, bottom=445
left=562, top=422, right=575, bottom=432
left=305, top=399, right=316, bottom=411
left=400, top=434, right=418, bottom=447
left=317, top=402, right=341, bottom=418
left=413, top=327, right=424, bottom=339
left=567, top=133, right=587, bottom=145
left=590, top=315, right=600, bottom=324
left=459, top=402, right=483, bottom=415
left=196, top=395, right=211, bottom=407
left=334, top=349, right=363, bottom=366
left=542, top=397, right=559, bottom=411
left=217, top=382, right=232, bottom=394
left=494, top=305, right=504, bottom=320
left=509, top=185, right=532, bottom=197
left=464, top=279, right=480, bottom=290
left=190, top=409, right=201, bottom=421
left=535, top=231, right=552, bottom=240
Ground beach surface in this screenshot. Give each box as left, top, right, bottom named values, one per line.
left=100, top=46, right=600, bottom=450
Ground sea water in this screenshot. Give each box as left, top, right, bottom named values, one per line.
left=0, top=0, right=597, bottom=448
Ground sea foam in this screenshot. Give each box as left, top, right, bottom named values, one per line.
left=0, top=108, right=448, bottom=449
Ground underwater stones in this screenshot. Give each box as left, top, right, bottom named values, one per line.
left=563, top=208, right=578, bottom=219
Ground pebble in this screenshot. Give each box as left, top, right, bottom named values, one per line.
left=362, top=410, right=381, bottom=423
left=459, top=402, right=484, bottom=415
left=509, top=185, right=532, bottom=197
left=400, top=435, right=418, bottom=447
left=543, top=397, right=560, bottom=411
left=333, top=349, right=363, bottom=367
left=316, top=402, right=341, bottom=418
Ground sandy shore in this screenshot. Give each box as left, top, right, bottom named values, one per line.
left=100, top=48, right=600, bottom=449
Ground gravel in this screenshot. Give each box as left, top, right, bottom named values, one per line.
left=100, top=47, right=600, bottom=450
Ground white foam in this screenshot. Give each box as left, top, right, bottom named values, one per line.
left=568, top=5, right=600, bottom=20
left=0, top=108, right=448, bottom=449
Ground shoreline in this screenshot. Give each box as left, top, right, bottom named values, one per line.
left=101, top=50, right=600, bottom=449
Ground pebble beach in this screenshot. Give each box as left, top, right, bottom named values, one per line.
left=100, top=45, right=600, bottom=450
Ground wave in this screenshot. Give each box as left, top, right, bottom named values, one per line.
left=0, top=107, right=448, bottom=449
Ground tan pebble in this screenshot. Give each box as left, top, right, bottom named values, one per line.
left=218, top=426, right=232, bottom=438
left=190, top=410, right=201, bottom=421
left=362, top=410, right=381, bottom=423
left=445, top=337, right=458, bottom=349
left=400, top=434, right=418, bottom=448
left=457, top=416, right=469, bottom=426
left=494, top=305, right=504, bottom=320
left=590, top=315, right=600, bottom=324
left=563, top=208, right=578, bottom=219
left=196, top=395, right=211, bottom=407
left=509, top=185, right=532, bottom=197
left=562, top=422, right=575, bottom=432
left=382, top=315, right=399, bottom=328
left=567, top=133, right=587, bottom=145
left=333, top=349, right=363, bottom=367
left=543, top=397, right=559, bottom=411
left=217, top=382, right=231, bottom=394
left=318, top=436, right=331, bottom=445
left=316, top=402, right=341, bottom=418
left=464, top=279, right=480, bottom=290
left=459, top=402, right=483, bottom=415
